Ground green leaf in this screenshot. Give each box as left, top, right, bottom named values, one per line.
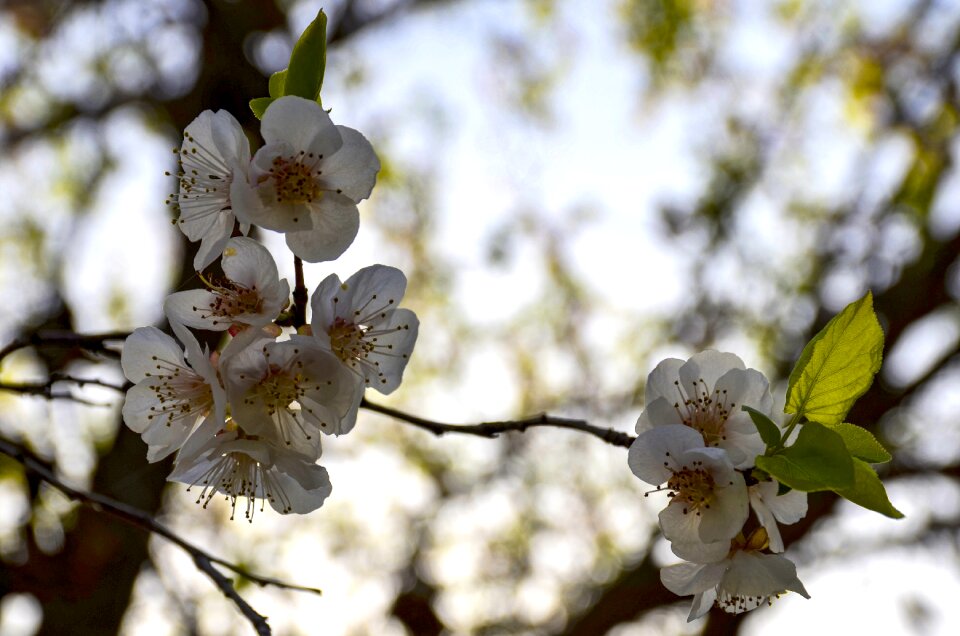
left=834, top=457, right=904, bottom=518
left=823, top=422, right=892, bottom=463
left=268, top=69, right=287, bottom=98
left=285, top=9, right=327, bottom=101
left=249, top=97, right=276, bottom=120
left=786, top=291, right=884, bottom=425
left=742, top=405, right=780, bottom=448
left=755, top=422, right=854, bottom=491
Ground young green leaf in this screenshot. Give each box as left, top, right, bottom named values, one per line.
left=742, top=405, right=781, bottom=448
left=755, top=422, right=854, bottom=491
left=249, top=97, right=276, bottom=120
left=833, top=457, right=904, bottom=518
left=268, top=69, right=287, bottom=98
left=284, top=9, right=327, bottom=101
left=785, top=291, right=884, bottom=425
left=823, top=422, right=892, bottom=463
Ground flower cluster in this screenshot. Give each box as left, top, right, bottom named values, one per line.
left=123, top=96, right=418, bottom=520
left=628, top=351, right=810, bottom=619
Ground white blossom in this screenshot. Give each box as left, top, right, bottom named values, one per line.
left=748, top=481, right=808, bottom=553
left=310, top=264, right=418, bottom=394
left=120, top=325, right=225, bottom=462
left=171, top=109, right=251, bottom=270
left=636, top=350, right=772, bottom=468
left=660, top=536, right=809, bottom=621
left=169, top=418, right=332, bottom=520
left=222, top=336, right=363, bottom=456
left=164, top=237, right=290, bottom=331
left=629, top=425, right=748, bottom=545
left=230, top=96, right=380, bottom=262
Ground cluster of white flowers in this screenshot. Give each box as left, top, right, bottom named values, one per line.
left=123, top=96, right=418, bottom=520
left=628, top=351, right=810, bottom=619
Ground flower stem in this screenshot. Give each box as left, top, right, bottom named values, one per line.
left=292, top=256, right=308, bottom=328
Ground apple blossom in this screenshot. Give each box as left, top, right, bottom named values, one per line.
left=223, top=336, right=363, bottom=455
left=748, top=481, right=808, bottom=553
left=169, top=417, right=333, bottom=520
left=660, top=530, right=809, bottom=621
left=629, top=424, right=748, bottom=545
left=120, top=325, right=226, bottom=462
left=309, top=264, right=419, bottom=394
left=164, top=237, right=290, bottom=332
left=636, top=351, right=771, bottom=468
left=171, top=109, right=252, bottom=271
left=230, top=96, right=380, bottom=262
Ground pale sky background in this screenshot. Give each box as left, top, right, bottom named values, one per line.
left=1, top=0, right=960, bottom=634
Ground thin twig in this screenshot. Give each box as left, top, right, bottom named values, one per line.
left=0, top=437, right=324, bottom=635
left=361, top=398, right=636, bottom=448
left=0, top=375, right=130, bottom=407
left=0, top=330, right=129, bottom=363
left=292, top=256, right=308, bottom=329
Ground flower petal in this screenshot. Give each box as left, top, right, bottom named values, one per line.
left=284, top=194, right=360, bottom=262
left=318, top=126, right=380, bottom=202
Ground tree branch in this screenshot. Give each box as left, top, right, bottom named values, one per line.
left=0, top=330, right=129, bottom=363
left=361, top=397, right=636, bottom=448
left=0, top=437, right=324, bottom=636
left=292, top=256, right=308, bottom=329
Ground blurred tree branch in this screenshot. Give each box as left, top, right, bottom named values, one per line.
left=0, top=436, right=324, bottom=636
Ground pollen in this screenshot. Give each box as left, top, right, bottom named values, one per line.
left=269, top=154, right=323, bottom=205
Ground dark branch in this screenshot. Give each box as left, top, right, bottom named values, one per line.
left=292, top=256, right=308, bottom=329
left=0, top=330, right=129, bottom=363
left=361, top=398, right=636, bottom=448
left=0, top=437, right=324, bottom=635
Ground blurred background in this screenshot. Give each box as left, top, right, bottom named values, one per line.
left=1, top=0, right=959, bottom=634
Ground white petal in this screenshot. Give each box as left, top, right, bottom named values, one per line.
left=121, top=327, right=185, bottom=382
left=628, top=425, right=705, bottom=486
left=284, top=195, right=360, bottom=262
left=309, top=272, right=344, bottom=348
left=697, top=471, right=748, bottom=543
left=641, top=396, right=685, bottom=430
left=164, top=290, right=230, bottom=331
left=671, top=539, right=731, bottom=563
left=261, top=96, right=343, bottom=159
left=688, top=588, right=718, bottom=621
left=192, top=214, right=234, bottom=271
left=722, top=551, right=809, bottom=600
left=364, top=308, right=418, bottom=394
left=659, top=502, right=703, bottom=544
left=318, top=126, right=379, bottom=202
left=338, top=265, right=408, bottom=319
left=645, top=357, right=684, bottom=406
left=678, top=350, right=745, bottom=394
left=269, top=457, right=333, bottom=514
left=661, top=562, right=715, bottom=595
left=221, top=236, right=280, bottom=290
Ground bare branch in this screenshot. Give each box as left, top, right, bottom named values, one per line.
left=361, top=398, right=636, bottom=448
left=292, top=256, right=308, bottom=329
left=0, top=437, right=324, bottom=636
left=0, top=330, right=129, bottom=363
left=0, top=374, right=130, bottom=407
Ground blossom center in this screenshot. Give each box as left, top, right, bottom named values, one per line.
left=145, top=356, right=213, bottom=427
left=270, top=155, right=322, bottom=205
left=666, top=461, right=716, bottom=515
left=673, top=378, right=733, bottom=448
left=254, top=365, right=306, bottom=412
left=197, top=275, right=263, bottom=325
left=328, top=317, right=372, bottom=363
left=186, top=449, right=293, bottom=521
